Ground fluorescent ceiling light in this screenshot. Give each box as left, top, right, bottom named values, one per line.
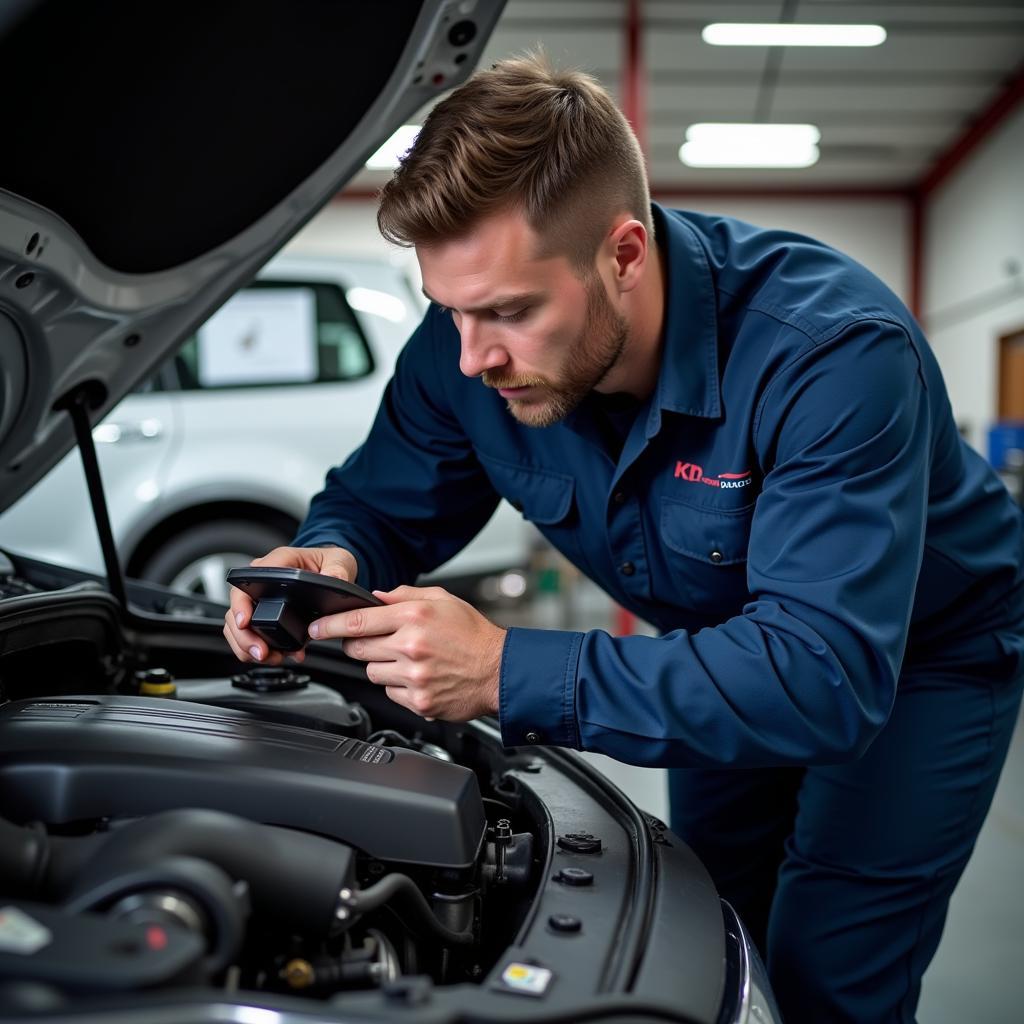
left=365, top=124, right=421, bottom=169
left=679, top=124, right=821, bottom=168
left=702, top=23, right=886, bottom=47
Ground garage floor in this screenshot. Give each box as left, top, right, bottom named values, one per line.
left=493, top=573, right=1024, bottom=1022
left=919, top=704, right=1024, bottom=1022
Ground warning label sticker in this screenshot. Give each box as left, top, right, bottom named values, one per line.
left=0, top=907, right=52, bottom=955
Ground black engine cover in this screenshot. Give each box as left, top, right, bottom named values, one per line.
left=0, top=696, right=485, bottom=869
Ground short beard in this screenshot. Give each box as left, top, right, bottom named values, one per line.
left=484, top=277, right=628, bottom=428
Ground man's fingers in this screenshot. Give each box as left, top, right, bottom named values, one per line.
left=318, top=549, right=358, bottom=581
left=385, top=684, right=424, bottom=718
left=222, top=621, right=249, bottom=663
left=309, top=603, right=408, bottom=641
left=223, top=609, right=293, bottom=667
left=373, top=584, right=448, bottom=604
left=341, top=636, right=400, bottom=663
left=229, top=590, right=254, bottom=628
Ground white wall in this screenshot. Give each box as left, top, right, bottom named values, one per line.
left=655, top=194, right=911, bottom=304
left=288, top=193, right=911, bottom=304
left=924, top=104, right=1024, bottom=451
left=285, top=201, right=402, bottom=260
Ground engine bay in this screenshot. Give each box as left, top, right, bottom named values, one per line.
left=0, top=643, right=538, bottom=1004
left=0, top=564, right=731, bottom=1024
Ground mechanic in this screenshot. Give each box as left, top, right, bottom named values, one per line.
left=225, top=55, right=1024, bottom=1023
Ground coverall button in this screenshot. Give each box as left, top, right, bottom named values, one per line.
left=524, top=730, right=542, bottom=744
left=619, top=561, right=636, bottom=576
left=612, top=490, right=626, bottom=505
left=710, top=550, right=724, bottom=564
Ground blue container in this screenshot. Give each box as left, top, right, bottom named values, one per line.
left=988, top=422, right=1024, bottom=469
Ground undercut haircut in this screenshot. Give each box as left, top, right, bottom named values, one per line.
left=377, top=52, right=653, bottom=274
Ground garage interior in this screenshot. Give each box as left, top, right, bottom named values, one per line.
left=1, top=1, right=1022, bottom=1020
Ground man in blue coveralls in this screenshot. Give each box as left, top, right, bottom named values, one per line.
left=225, top=55, right=1024, bottom=1022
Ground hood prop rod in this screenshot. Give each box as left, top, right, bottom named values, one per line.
left=65, top=388, right=128, bottom=612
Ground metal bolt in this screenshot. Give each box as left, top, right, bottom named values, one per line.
left=549, top=913, right=582, bottom=933
left=281, top=958, right=315, bottom=989
left=556, top=866, right=594, bottom=886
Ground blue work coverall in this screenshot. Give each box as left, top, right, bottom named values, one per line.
left=295, top=203, right=1024, bottom=1022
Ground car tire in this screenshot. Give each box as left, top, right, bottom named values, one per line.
left=139, top=520, right=292, bottom=603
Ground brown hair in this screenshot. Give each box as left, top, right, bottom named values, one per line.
left=376, top=52, right=652, bottom=273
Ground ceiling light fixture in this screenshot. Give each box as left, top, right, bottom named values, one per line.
left=702, top=23, right=886, bottom=47
left=365, top=124, right=421, bottom=169
left=679, top=124, right=821, bottom=168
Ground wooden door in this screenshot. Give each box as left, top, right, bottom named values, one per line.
left=998, top=328, right=1024, bottom=419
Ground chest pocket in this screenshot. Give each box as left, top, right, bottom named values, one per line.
left=659, top=497, right=753, bottom=615
left=478, top=452, right=596, bottom=575
left=478, top=453, right=574, bottom=522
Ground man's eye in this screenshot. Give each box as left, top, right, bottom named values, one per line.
left=495, top=308, right=528, bottom=323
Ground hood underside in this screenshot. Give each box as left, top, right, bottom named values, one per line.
left=0, top=0, right=504, bottom=511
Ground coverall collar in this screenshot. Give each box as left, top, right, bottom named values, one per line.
left=646, top=201, right=722, bottom=429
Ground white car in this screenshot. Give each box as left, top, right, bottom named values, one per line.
left=0, top=254, right=533, bottom=603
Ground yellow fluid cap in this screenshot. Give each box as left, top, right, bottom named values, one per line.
left=139, top=680, right=177, bottom=697
left=136, top=668, right=176, bottom=697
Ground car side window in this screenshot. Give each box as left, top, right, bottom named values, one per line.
left=161, top=279, right=374, bottom=392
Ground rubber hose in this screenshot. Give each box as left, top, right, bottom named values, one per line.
left=0, top=817, right=49, bottom=897
left=352, top=873, right=474, bottom=946
left=58, top=808, right=352, bottom=936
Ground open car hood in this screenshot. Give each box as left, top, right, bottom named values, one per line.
left=0, top=0, right=504, bottom=512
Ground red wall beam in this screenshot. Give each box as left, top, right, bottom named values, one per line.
left=909, top=191, right=925, bottom=322
left=623, top=0, right=647, bottom=161
left=917, top=61, right=1024, bottom=199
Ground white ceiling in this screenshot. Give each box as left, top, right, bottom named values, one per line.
left=350, top=0, right=1024, bottom=194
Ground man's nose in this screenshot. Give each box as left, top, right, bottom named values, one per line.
left=457, top=317, right=508, bottom=378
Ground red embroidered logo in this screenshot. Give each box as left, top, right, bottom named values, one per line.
left=674, top=462, right=751, bottom=489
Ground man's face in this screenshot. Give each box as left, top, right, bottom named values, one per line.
left=417, top=208, right=629, bottom=427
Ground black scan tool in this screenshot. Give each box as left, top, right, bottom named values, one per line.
left=226, top=567, right=384, bottom=652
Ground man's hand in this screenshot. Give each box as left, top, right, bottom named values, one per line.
left=223, top=545, right=358, bottom=666
left=309, top=585, right=506, bottom=722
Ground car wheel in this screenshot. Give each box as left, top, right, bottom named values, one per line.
left=139, top=521, right=292, bottom=603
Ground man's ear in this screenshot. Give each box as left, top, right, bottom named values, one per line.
left=607, top=218, right=648, bottom=294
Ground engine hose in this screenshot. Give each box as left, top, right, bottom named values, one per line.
left=0, top=817, right=49, bottom=896
left=0, top=815, right=117, bottom=899
left=56, top=808, right=353, bottom=936
left=347, top=874, right=474, bottom=947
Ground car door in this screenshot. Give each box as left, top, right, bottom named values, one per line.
left=0, top=388, right=179, bottom=574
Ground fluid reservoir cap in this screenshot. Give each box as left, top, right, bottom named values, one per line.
left=556, top=832, right=602, bottom=854
left=135, top=667, right=177, bottom=697
left=231, top=667, right=310, bottom=693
